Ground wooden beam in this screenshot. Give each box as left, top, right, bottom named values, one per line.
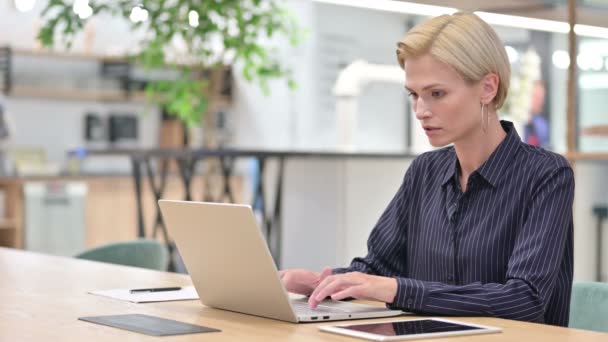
left=566, top=0, right=577, bottom=155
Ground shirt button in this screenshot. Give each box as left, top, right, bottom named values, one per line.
left=447, top=274, right=454, bottom=281
left=406, top=298, right=414, bottom=307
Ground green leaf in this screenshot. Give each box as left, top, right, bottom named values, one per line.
left=37, top=0, right=306, bottom=133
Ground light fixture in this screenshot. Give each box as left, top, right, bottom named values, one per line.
left=576, top=53, right=604, bottom=71
left=311, top=0, right=608, bottom=39
left=552, top=50, right=608, bottom=71
left=73, top=0, right=93, bottom=20
left=589, top=54, right=604, bottom=71
left=129, top=6, right=149, bottom=23
left=14, top=0, right=36, bottom=12
left=552, top=50, right=570, bottom=69
left=311, top=0, right=456, bottom=17
left=189, top=10, right=199, bottom=28
left=505, top=45, right=519, bottom=64
left=475, top=11, right=569, bottom=34
left=574, top=25, right=608, bottom=40
left=577, top=53, right=591, bottom=71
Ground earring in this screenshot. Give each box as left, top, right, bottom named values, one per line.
left=484, top=103, right=489, bottom=133
left=480, top=103, right=487, bottom=133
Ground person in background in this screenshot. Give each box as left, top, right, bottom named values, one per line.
left=280, top=12, right=574, bottom=327
left=524, top=80, right=550, bottom=148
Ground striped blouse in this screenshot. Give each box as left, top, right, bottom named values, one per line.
left=335, top=121, right=574, bottom=327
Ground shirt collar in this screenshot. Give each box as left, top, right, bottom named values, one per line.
left=441, top=121, right=521, bottom=188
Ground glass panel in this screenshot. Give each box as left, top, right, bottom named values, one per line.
left=490, top=26, right=566, bottom=152
left=578, top=37, right=608, bottom=152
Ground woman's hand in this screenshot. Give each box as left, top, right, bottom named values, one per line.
left=279, top=267, right=333, bottom=296
left=307, top=271, right=398, bottom=309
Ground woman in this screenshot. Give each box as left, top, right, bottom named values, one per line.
left=280, top=12, right=574, bottom=327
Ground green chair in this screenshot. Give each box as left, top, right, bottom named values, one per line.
left=75, top=239, right=169, bottom=271
left=569, top=281, right=608, bottom=333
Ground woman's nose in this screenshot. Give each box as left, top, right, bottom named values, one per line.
left=414, top=101, right=431, bottom=119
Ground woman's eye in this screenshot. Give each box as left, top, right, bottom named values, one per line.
left=431, top=90, right=445, bottom=98
left=408, top=92, right=418, bottom=99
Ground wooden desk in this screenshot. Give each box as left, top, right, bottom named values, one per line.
left=1, top=248, right=606, bottom=341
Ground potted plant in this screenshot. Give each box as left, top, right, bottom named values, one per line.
left=37, top=0, right=304, bottom=129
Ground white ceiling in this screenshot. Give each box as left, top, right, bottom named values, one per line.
left=403, top=0, right=608, bottom=27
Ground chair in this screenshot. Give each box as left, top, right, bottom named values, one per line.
left=75, top=239, right=169, bottom=271
left=569, top=281, right=608, bottom=333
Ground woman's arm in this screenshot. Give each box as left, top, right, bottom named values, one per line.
left=311, top=166, right=574, bottom=324
left=390, top=166, right=574, bottom=321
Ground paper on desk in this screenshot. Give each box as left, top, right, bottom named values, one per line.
left=89, top=286, right=199, bottom=303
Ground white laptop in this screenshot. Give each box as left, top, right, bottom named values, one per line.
left=158, top=200, right=404, bottom=323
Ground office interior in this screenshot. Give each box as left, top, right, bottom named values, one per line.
left=1, top=0, right=608, bottom=336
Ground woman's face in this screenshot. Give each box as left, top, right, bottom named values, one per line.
left=404, top=54, right=484, bottom=147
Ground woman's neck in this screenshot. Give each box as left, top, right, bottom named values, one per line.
left=454, top=114, right=507, bottom=183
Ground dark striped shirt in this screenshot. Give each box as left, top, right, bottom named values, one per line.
left=335, top=121, right=574, bottom=327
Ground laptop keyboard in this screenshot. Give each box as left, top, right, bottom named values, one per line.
left=290, top=297, right=378, bottom=316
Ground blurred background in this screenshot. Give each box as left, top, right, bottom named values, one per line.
left=0, top=0, right=607, bottom=283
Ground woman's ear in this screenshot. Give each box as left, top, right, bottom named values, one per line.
left=480, top=73, right=499, bottom=105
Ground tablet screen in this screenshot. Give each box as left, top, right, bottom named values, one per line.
left=338, top=319, right=483, bottom=336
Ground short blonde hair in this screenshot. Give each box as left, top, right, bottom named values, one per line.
left=396, top=12, right=510, bottom=109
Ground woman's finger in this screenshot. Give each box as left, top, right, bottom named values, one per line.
left=309, top=275, right=358, bottom=308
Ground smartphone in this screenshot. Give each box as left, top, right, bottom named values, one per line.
left=319, top=318, right=502, bottom=341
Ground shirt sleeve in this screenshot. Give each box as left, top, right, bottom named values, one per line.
left=388, top=166, right=574, bottom=324
left=333, top=157, right=416, bottom=276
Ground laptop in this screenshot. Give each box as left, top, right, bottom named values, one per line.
left=158, top=200, right=404, bottom=323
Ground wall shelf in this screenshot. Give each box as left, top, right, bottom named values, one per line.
left=10, top=86, right=148, bottom=103
left=1, top=46, right=232, bottom=106
left=1, top=46, right=136, bottom=102
left=11, top=47, right=128, bottom=63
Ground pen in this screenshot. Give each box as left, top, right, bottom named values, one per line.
left=130, top=286, right=182, bottom=293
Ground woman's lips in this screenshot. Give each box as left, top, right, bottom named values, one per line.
left=423, top=126, right=442, bottom=136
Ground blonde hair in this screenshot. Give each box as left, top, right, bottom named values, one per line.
left=396, top=12, right=510, bottom=109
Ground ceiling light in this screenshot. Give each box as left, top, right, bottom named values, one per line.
left=574, top=25, right=608, bottom=39
left=14, top=0, right=36, bottom=12
left=589, top=54, right=604, bottom=71
left=552, top=50, right=570, bottom=69
left=312, top=0, right=456, bottom=17
left=475, top=12, right=569, bottom=34
left=312, top=0, right=608, bottom=39
left=577, top=53, right=604, bottom=71
left=577, top=53, right=592, bottom=71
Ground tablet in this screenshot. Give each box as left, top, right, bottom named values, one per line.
left=319, top=318, right=502, bottom=341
